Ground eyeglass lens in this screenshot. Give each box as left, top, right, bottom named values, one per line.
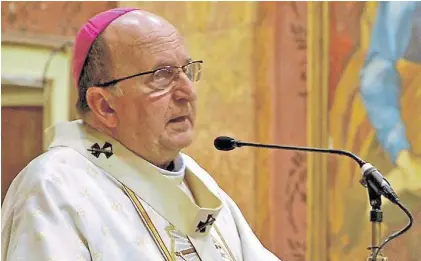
left=152, top=62, right=201, bottom=88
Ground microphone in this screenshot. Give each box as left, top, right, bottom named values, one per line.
left=214, top=136, right=399, bottom=204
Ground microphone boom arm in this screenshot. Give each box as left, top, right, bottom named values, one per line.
left=235, top=140, right=366, bottom=167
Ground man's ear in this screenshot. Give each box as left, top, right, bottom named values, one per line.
left=86, top=87, right=118, bottom=128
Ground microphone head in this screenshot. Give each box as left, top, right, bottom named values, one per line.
left=214, top=136, right=237, bottom=151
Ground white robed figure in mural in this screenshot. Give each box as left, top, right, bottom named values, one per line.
left=1, top=8, right=281, bottom=261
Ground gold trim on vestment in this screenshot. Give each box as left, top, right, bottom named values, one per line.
left=123, top=183, right=236, bottom=261
left=122, top=184, right=173, bottom=261
left=214, top=224, right=237, bottom=261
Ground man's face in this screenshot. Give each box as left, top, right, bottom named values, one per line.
left=106, top=14, right=198, bottom=163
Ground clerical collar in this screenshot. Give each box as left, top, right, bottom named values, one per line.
left=150, top=153, right=185, bottom=185
left=166, top=161, right=175, bottom=171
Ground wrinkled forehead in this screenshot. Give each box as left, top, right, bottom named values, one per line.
left=104, top=11, right=189, bottom=72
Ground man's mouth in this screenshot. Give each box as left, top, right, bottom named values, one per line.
left=169, top=116, right=188, bottom=123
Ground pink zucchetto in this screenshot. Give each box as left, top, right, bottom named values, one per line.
left=72, top=7, right=138, bottom=88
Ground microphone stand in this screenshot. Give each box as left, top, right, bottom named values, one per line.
left=362, top=179, right=388, bottom=261
left=214, top=136, right=413, bottom=260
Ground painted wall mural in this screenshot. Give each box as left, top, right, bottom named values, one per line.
left=328, top=2, right=421, bottom=260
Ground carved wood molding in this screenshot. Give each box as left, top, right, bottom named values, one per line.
left=1, top=75, right=44, bottom=89
left=306, top=2, right=329, bottom=261
left=1, top=31, right=74, bottom=50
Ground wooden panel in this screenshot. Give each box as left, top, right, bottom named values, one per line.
left=1, top=106, right=43, bottom=203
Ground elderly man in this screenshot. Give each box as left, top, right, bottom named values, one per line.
left=1, top=8, right=281, bottom=261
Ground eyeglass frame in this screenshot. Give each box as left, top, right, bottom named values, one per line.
left=95, top=60, right=203, bottom=88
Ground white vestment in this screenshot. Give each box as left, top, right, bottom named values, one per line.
left=1, top=120, right=281, bottom=261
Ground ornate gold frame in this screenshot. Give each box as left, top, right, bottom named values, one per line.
left=306, top=2, right=330, bottom=261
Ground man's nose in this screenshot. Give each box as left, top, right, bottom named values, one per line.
left=172, top=72, right=197, bottom=102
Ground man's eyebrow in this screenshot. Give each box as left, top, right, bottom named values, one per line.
left=151, top=61, right=173, bottom=70
left=152, top=58, right=193, bottom=70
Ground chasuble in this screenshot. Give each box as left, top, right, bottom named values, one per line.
left=1, top=120, right=281, bottom=261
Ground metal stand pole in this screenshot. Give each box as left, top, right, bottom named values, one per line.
left=366, top=186, right=388, bottom=261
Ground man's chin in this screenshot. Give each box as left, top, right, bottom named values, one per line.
left=163, top=132, right=194, bottom=151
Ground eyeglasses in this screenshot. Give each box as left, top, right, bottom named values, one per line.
left=96, top=60, right=203, bottom=90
